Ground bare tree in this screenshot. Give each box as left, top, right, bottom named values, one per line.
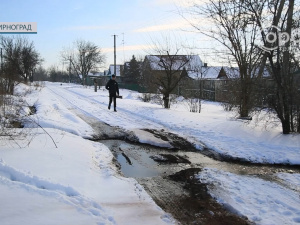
left=245, top=0, right=300, bottom=134
left=0, top=36, right=42, bottom=84
left=0, top=36, right=41, bottom=96
left=142, top=36, right=192, bottom=108
left=185, top=0, right=265, bottom=118
left=61, top=40, right=105, bottom=85
left=185, top=0, right=300, bottom=133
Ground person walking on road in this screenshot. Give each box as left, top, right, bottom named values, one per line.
left=105, top=75, right=119, bottom=112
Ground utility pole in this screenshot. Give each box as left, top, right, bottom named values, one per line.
left=69, top=56, right=71, bottom=83
left=0, top=48, right=3, bottom=116
left=0, top=48, right=2, bottom=73
left=113, top=34, right=117, bottom=76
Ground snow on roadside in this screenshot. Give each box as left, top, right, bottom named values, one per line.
left=4, top=82, right=298, bottom=224
left=0, top=130, right=115, bottom=225
left=0, top=129, right=174, bottom=225
left=25, top=85, right=94, bottom=138
left=197, top=168, right=300, bottom=225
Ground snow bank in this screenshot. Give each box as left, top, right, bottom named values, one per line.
left=132, top=129, right=173, bottom=148
left=197, top=168, right=300, bottom=225
left=0, top=129, right=174, bottom=225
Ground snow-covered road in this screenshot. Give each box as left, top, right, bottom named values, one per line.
left=0, top=82, right=299, bottom=225
left=44, top=82, right=300, bottom=165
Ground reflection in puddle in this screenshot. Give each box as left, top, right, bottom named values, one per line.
left=102, top=139, right=300, bottom=180
left=117, top=152, right=160, bottom=178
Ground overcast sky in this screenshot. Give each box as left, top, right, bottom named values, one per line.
left=0, top=0, right=215, bottom=71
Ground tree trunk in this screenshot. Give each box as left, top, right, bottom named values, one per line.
left=239, top=78, right=250, bottom=118
left=163, top=93, right=170, bottom=109
left=240, top=105, right=249, bottom=118
left=8, top=82, right=14, bottom=95
left=240, top=91, right=250, bottom=118
left=83, top=75, right=86, bottom=86
left=94, top=79, right=97, bottom=92
left=279, top=0, right=294, bottom=134
left=282, top=118, right=291, bottom=134
left=297, top=106, right=300, bottom=132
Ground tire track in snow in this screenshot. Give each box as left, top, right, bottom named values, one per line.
left=47, top=85, right=206, bottom=151
left=47, top=86, right=164, bottom=130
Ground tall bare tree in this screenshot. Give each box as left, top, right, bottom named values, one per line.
left=185, top=0, right=300, bottom=133
left=186, top=0, right=265, bottom=118
left=247, top=0, right=300, bottom=133
left=61, top=40, right=105, bottom=85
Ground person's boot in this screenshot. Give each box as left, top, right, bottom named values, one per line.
left=114, top=108, right=117, bottom=112
left=108, top=105, right=111, bottom=110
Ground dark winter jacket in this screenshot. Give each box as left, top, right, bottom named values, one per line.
left=105, top=79, right=119, bottom=96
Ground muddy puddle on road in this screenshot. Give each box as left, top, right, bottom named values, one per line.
left=116, top=151, right=160, bottom=178
left=101, top=139, right=299, bottom=179
left=102, top=140, right=194, bottom=178
left=73, top=107, right=299, bottom=224
left=101, top=139, right=255, bottom=224
left=100, top=138, right=300, bottom=225
left=88, top=121, right=299, bottom=225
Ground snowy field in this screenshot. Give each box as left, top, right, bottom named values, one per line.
left=0, top=82, right=299, bottom=225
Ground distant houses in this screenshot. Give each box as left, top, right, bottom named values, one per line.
left=87, top=55, right=258, bottom=102
left=86, top=64, right=124, bottom=87
left=190, top=66, right=240, bottom=102
left=140, top=54, right=241, bottom=102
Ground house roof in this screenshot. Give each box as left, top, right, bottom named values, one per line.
left=145, top=55, right=204, bottom=78
left=145, top=55, right=203, bottom=71
left=191, top=66, right=272, bottom=79
left=189, top=66, right=239, bottom=79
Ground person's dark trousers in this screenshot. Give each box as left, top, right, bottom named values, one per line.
left=108, top=95, right=116, bottom=110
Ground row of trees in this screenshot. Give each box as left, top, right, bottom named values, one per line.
left=0, top=36, right=42, bottom=136
left=122, top=0, right=299, bottom=134
left=0, top=36, right=107, bottom=138
left=0, top=36, right=42, bottom=95
left=0, top=37, right=106, bottom=91
left=34, top=66, right=80, bottom=83
left=180, top=0, right=299, bottom=134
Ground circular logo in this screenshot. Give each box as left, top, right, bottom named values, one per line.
left=259, top=25, right=281, bottom=52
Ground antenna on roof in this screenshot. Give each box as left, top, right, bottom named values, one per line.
left=122, top=33, right=125, bottom=63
